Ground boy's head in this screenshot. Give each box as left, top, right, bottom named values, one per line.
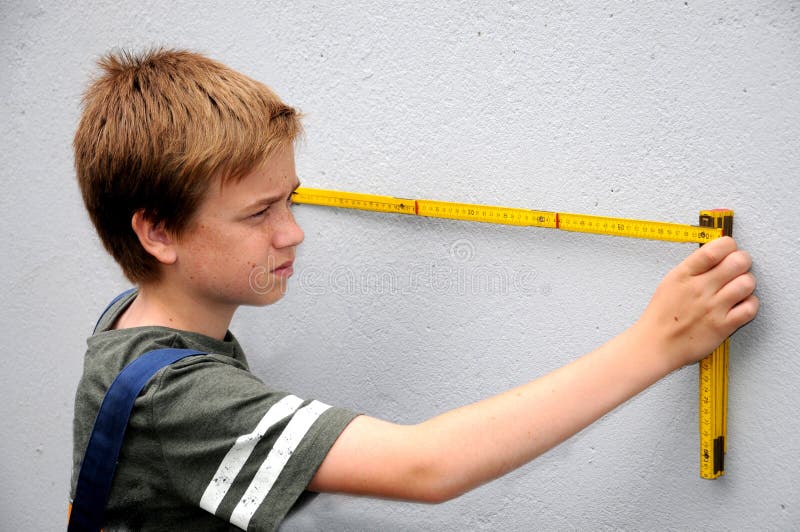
left=74, top=48, right=303, bottom=283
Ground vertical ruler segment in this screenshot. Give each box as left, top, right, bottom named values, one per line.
left=698, top=209, right=733, bottom=479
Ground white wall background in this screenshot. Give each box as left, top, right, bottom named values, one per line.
left=2, top=1, right=798, bottom=530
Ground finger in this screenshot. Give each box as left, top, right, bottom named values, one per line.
left=715, top=271, right=757, bottom=310
left=709, top=250, right=753, bottom=291
left=726, top=294, right=760, bottom=331
left=683, top=236, right=737, bottom=276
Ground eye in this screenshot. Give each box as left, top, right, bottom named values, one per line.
left=250, top=206, right=270, bottom=219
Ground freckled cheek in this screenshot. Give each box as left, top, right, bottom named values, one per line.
left=185, top=225, right=273, bottom=289
left=184, top=228, right=238, bottom=278
left=234, top=255, right=269, bottom=288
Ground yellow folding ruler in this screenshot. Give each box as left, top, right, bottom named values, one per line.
left=697, top=209, right=734, bottom=479
left=292, top=187, right=731, bottom=478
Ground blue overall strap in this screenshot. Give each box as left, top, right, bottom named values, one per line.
left=68, top=348, right=206, bottom=532
left=93, top=288, right=137, bottom=334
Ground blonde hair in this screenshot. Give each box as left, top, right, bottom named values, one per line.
left=74, top=48, right=303, bottom=282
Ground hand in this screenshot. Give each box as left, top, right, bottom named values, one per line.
left=635, top=236, right=759, bottom=370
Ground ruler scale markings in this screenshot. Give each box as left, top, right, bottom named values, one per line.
left=294, top=188, right=721, bottom=243
left=698, top=209, right=733, bottom=479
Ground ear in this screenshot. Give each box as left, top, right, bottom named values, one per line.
left=131, top=210, right=178, bottom=265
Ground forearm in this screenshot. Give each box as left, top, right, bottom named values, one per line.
left=415, top=324, right=672, bottom=499
left=312, top=323, right=675, bottom=502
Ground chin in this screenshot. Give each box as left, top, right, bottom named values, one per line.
left=253, top=285, right=289, bottom=307
left=246, top=270, right=289, bottom=306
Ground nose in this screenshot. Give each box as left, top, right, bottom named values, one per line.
left=273, top=206, right=304, bottom=249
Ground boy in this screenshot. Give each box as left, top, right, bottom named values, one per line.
left=71, top=48, right=758, bottom=531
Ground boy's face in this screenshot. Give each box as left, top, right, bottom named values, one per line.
left=171, top=143, right=304, bottom=309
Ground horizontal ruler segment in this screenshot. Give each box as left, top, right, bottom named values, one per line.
left=558, top=213, right=722, bottom=243
left=293, top=187, right=724, bottom=244
left=292, top=188, right=417, bottom=215
left=416, top=199, right=556, bottom=228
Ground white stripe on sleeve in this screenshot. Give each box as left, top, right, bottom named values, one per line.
left=229, top=400, right=332, bottom=530
left=199, top=394, right=304, bottom=515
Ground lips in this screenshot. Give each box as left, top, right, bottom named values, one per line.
left=271, top=260, right=294, bottom=277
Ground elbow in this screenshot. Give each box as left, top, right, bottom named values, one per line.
left=407, top=475, right=464, bottom=505
left=409, top=477, right=460, bottom=505
left=419, top=485, right=464, bottom=505
left=401, top=438, right=469, bottom=504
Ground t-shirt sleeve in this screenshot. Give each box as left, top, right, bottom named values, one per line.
left=149, top=356, right=358, bottom=531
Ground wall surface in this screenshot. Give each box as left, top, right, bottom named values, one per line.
left=2, top=1, right=798, bottom=530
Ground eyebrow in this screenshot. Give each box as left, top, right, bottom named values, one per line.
left=242, top=180, right=302, bottom=212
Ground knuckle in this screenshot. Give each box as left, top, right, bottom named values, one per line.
left=739, top=307, right=757, bottom=324
left=736, top=297, right=759, bottom=324
left=741, top=250, right=753, bottom=267
left=730, top=251, right=751, bottom=272
left=728, top=254, right=744, bottom=272
left=743, top=272, right=757, bottom=293
left=747, top=296, right=760, bottom=317
left=703, top=245, right=721, bottom=264
left=730, top=273, right=756, bottom=300
left=722, top=236, right=738, bottom=250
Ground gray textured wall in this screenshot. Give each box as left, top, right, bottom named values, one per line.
left=2, top=1, right=798, bottom=530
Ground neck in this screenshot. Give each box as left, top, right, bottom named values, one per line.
left=115, top=282, right=235, bottom=340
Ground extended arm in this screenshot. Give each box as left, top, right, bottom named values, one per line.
left=309, top=237, right=758, bottom=502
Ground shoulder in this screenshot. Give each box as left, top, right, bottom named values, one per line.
left=146, top=354, right=355, bottom=445
left=149, top=352, right=265, bottom=405
left=144, top=354, right=358, bottom=529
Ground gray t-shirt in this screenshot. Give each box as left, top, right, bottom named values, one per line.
left=71, top=290, right=358, bottom=531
